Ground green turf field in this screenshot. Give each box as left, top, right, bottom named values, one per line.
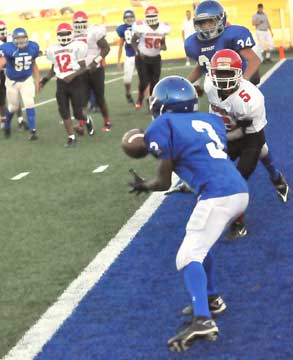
left=0, top=57, right=277, bottom=357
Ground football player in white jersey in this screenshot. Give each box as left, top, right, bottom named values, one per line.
left=131, top=6, right=171, bottom=109
left=40, top=23, right=89, bottom=147
left=205, top=49, right=289, bottom=237
left=72, top=11, right=112, bottom=132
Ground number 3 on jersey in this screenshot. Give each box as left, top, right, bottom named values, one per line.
left=55, top=54, right=73, bottom=73
left=192, top=120, right=227, bottom=159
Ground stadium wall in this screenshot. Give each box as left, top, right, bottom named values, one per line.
left=1, top=0, right=290, bottom=69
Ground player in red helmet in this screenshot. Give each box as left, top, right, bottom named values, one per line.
left=131, top=6, right=171, bottom=109
left=72, top=10, right=112, bottom=132
left=205, top=49, right=289, bottom=237
left=40, top=23, right=92, bottom=147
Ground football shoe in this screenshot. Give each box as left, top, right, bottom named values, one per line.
left=182, top=294, right=227, bottom=317
left=273, top=173, right=290, bottom=203
left=167, top=317, right=218, bottom=352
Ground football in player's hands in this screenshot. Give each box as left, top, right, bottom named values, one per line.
left=121, top=128, right=148, bottom=159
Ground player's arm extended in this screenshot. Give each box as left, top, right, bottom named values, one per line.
left=117, top=38, right=124, bottom=69
left=130, top=159, right=173, bottom=193
left=142, top=159, right=173, bottom=192
left=187, top=64, right=202, bottom=83
left=239, top=48, right=261, bottom=81
left=32, top=59, right=40, bottom=92
left=0, top=56, right=7, bottom=70
left=39, top=64, right=55, bottom=89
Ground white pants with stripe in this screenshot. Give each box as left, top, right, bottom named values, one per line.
left=123, top=56, right=135, bottom=84
left=176, top=193, right=249, bottom=270
left=256, top=30, right=274, bottom=53
left=6, top=76, right=35, bottom=112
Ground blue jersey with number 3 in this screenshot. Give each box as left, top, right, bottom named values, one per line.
left=144, top=112, right=248, bottom=199
left=116, top=24, right=135, bottom=57
left=0, top=40, right=39, bottom=81
left=184, top=25, right=255, bottom=74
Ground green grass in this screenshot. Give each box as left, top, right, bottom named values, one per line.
left=0, top=57, right=277, bottom=357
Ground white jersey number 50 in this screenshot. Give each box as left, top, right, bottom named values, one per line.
left=192, top=120, right=227, bottom=159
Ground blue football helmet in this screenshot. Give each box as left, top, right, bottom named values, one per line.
left=149, top=76, right=198, bottom=119
left=12, top=27, right=28, bottom=48
left=123, top=10, right=135, bottom=25
left=193, top=1, right=226, bottom=41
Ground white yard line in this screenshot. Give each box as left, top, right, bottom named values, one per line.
left=92, top=165, right=109, bottom=173
left=2, top=188, right=169, bottom=360
left=2, top=60, right=286, bottom=360
left=10, top=172, right=30, bottom=181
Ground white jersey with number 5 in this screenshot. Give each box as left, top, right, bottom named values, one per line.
left=46, top=40, right=88, bottom=79
left=132, top=20, right=170, bottom=57
left=204, top=75, right=267, bottom=134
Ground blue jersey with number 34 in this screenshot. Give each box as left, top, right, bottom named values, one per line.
left=144, top=112, right=248, bottom=199
left=0, top=40, right=39, bottom=81
left=184, top=25, right=255, bottom=74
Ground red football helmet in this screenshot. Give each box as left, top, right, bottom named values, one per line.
left=0, top=20, right=7, bottom=38
left=73, top=11, right=88, bottom=34
left=145, top=6, right=159, bottom=26
left=57, top=23, right=73, bottom=46
left=209, top=49, right=242, bottom=90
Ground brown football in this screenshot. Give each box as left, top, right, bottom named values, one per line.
left=121, top=128, right=148, bottom=159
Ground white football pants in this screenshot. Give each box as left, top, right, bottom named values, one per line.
left=176, top=193, right=249, bottom=270
left=6, top=76, right=35, bottom=112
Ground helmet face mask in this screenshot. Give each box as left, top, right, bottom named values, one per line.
left=210, top=69, right=242, bottom=90
left=12, top=28, right=28, bottom=48
left=194, top=0, right=226, bottom=40
left=149, top=76, right=198, bottom=119
left=209, top=50, right=243, bottom=91
left=73, top=11, right=88, bottom=35
left=145, top=6, right=159, bottom=26
left=57, top=23, right=73, bottom=46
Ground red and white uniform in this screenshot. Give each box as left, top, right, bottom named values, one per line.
left=46, top=40, right=88, bottom=79
left=204, top=75, right=267, bottom=134
left=132, top=20, right=170, bottom=57
left=74, top=25, right=106, bottom=67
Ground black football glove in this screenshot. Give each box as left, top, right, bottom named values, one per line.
left=128, top=168, right=149, bottom=195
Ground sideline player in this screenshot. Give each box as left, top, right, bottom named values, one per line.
left=72, top=11, right=112, bottom=132
left=125, top=76, right=249, bottom=351
left=116, top=10, right=136, bottom=105
left=0, top=20, right=27, bottom=131
left=0, top=27, right=39, bottom=140
left=131, top=6, right=170, bottom=109
left=40, top=23, right=88, bottom=147
left=205, top=49, right=289, bottom=237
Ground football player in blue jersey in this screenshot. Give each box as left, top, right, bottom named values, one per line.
left=124, top=76, right=249, bottom=351
left=185, top=0, right=260, bottom=89
left=0, top=27, right=39, bottom=140
left=116, top=10, right=136, bottom=105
